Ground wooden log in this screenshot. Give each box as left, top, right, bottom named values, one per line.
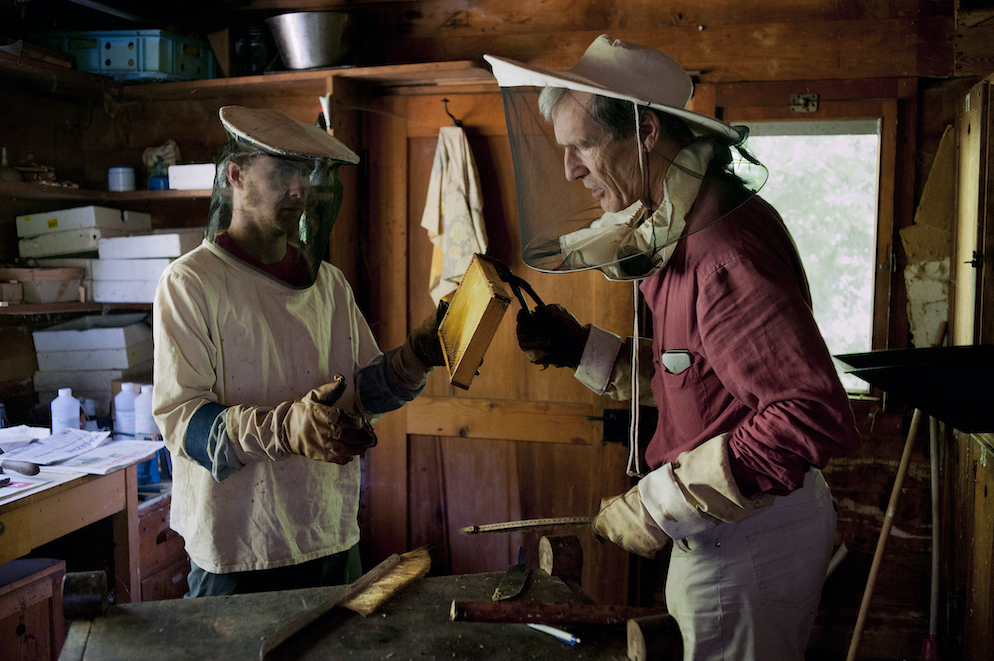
left=539, top=535, right=583, bottom=585
left=449, top=600, right=663, bottom=624
left=627, top=613, right=683, bottom=661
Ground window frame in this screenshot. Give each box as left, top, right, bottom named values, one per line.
left=691, top=78, right=917, bottom=399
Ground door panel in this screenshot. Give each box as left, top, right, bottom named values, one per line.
left=363, top=90, right=635, bottom=605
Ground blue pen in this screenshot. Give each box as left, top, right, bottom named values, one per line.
left=527, top=623, right=580, bottom=645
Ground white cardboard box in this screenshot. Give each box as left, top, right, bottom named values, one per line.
left=33, top=362, right=154, bottom=392
left=92, top=258, right=172, bottom=282
left=93, top=280, right=159, bottom=303
left=32, top=313, right=151, bottom=352
left=98, top=228, right=204, bottom=259
left=19, top=227, right=132, bottom=258
left=15, top=206, right=152, bottom=239
left=168, top=163, right=214, bottom=190
left=35, top=342, right=153, bottom=371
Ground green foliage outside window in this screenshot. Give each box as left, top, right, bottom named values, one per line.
left=744, top=131, right=880, bottom=392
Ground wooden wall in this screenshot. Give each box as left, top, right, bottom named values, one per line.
left=3, top=0, right=992, bottom=658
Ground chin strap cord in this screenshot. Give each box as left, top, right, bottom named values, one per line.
left=626, top=278, right=645, bottom=478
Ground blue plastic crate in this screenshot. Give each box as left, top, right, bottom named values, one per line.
left=29, top=30, right=217, bottom=82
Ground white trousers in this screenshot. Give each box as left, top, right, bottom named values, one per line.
left=665, top=469, right=836, bottom=661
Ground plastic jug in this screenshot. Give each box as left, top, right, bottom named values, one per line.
left=134, top=384, right=159, bottom=440
left=51, top=388, right=81, bottom=434
left=114, top=382, right=138, bottom=435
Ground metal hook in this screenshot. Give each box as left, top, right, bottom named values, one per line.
left=442, top=98, right=463, bottom=127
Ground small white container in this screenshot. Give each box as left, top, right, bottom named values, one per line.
left=51, top=387, right=81, bottom=434
left=108, top=166, right=136, bottom=192
left=134, top=384, right=159, bottom=439
left=114, top=382, right=138, bottom=435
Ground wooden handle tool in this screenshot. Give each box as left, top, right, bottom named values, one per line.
left=0, top=458, right=41, bottom=475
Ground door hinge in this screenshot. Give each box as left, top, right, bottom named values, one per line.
left=585, top=409, right=630, bottom=445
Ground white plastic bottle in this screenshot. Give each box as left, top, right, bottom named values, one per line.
left=51, top=388, right=81, bottom=435
left=114, top=382, right=138, bottom=435
left=134, top=384, right=159, bottom=440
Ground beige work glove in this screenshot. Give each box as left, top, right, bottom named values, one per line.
left=591, top=485, right=672, bottom=559
left=227, top=377, right=377, bottom=466
left=280, top=382, right=377, bottom=464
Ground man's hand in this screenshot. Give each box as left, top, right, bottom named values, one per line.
left=405, top=301, right=450, bottom=367
left=282, top=382, right=377, bottom=464
left=516, top=303, right=591, bottom=369
left=591, top=484, right=671, bottom=559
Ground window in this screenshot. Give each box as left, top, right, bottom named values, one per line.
left=742, top=120, right=881, bottom=392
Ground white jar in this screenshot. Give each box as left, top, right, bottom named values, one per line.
left=134, top=384, right=159, bottom=440
left=51, top=388, right=81, bottom=435
left=114, top=382, right=138, bottom=435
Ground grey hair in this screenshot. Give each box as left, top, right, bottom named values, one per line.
left=538, top=87, right=695, bottom=146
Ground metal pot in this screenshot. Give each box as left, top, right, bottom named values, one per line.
left=265, top=11, right=359, bottom=70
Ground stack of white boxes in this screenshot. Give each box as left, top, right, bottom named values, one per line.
left=93, top=228, right=203, bottom=302
left=17, top=206, right=152, bottom=260
left=19, top=204, right=205, bottom=304
left=32, top=313, right=153, bottom=417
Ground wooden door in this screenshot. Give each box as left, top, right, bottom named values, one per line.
left=359, top=88, right=636, bottom=605
left=952, top=79, right=993, bottom=346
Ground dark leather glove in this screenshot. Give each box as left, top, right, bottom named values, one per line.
left=404, top=300, right=450, bottom=367
left=516, top=303, right=591, bottom=368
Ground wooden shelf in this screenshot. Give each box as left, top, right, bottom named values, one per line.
left=121, top=60, right=495, bottom=100
left=0, top=301, right=151, bottom=316
left=3, top=50, right=495, bottom=102
left=0, top=181, right=211, bottom=202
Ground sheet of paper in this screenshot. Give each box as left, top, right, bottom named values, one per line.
left=0, top=469, right=84, bottom=504
left=0, top=425, right=49, bottom=453
left=1, top=428, right=111, bottom=465
left=44, top=440, right=164, bottom=475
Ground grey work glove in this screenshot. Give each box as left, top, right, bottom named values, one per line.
left=280, top=382, right=377, bottom=464
left=591, top=484, right=672, bottom=559
left=516, top=303, right=592, bottom=369
left=403, top=300, right=449, bottom=367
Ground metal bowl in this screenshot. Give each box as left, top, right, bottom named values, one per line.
left=265, top=12, right=359, bottom=70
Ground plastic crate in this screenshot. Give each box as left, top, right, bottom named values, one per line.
left=29, top=30, right=217, bottom=81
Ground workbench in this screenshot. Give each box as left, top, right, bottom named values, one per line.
left=0, top=464, right=141, bottom=603
left=58, top=570, right=633, bottom=660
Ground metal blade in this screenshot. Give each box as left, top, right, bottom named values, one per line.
left=492, top=563, right=530, bottom=601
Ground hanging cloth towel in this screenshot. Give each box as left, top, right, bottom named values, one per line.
left=420, top=125, right=488, bottom=305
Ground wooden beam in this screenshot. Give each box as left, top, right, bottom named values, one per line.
left=362, top=17, right=955, bottom=83
left=406, top=397, right=595, bottom=445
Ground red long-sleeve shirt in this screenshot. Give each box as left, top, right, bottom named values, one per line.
left=640, top=181, right=861, bottom=497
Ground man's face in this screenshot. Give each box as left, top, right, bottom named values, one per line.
left=551, top=92, right=642, bottom=213
left=232, top=154, right=311, bottom=235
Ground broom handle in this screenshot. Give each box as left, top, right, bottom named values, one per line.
left=847, top=323, right=945, bottom=661
left=846, top=408, right=923, bottom=661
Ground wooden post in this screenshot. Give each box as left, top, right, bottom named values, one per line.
left=539, top=535, right=583, bottom=586
left=627, top=613, right=683, bottom=661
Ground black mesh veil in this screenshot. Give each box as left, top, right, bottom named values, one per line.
left=498, top=85, right=769, bottom=282
left=206, top=106, right=358, bottom=289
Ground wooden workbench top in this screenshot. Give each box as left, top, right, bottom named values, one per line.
left=60, top=570, right=632, bottom=660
